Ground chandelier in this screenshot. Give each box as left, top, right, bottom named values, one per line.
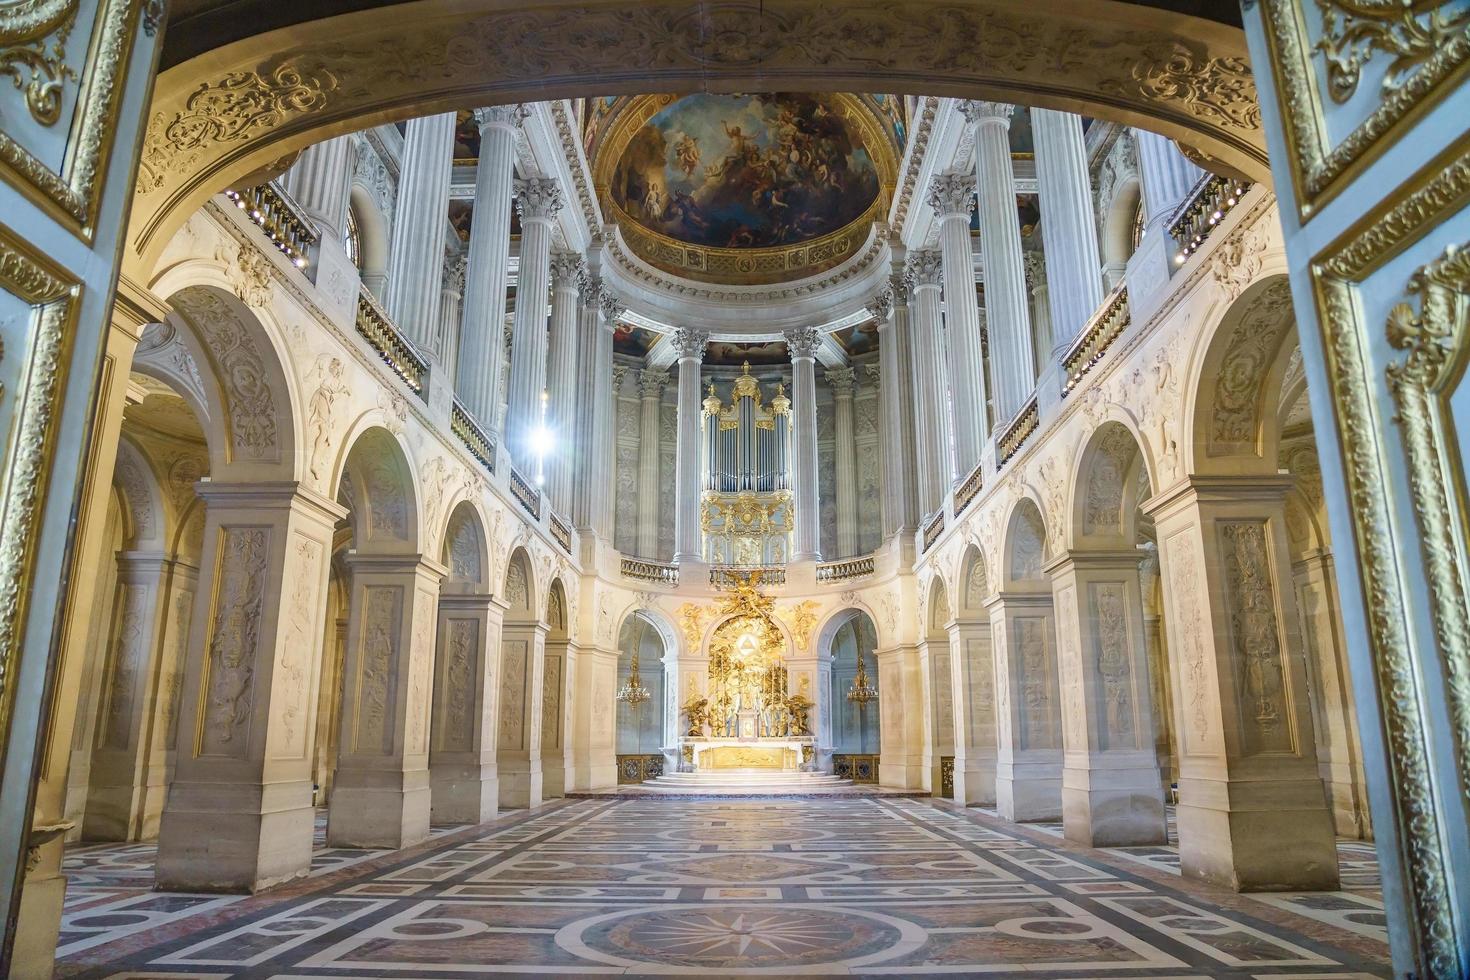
left=847, top=646, right=878, bottom=706
left=617, top=648, right=651, bottom=707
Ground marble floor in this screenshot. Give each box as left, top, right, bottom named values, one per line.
left=55, top=798, right=1389, bottom=978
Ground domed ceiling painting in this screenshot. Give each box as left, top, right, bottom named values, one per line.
left=592, top=94, right=899, bottom=285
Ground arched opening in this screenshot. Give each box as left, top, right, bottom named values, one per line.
left=615, top=611, right=669, bottom=784
left=950, top=543, right=997, bottom=806
left=1101, top=176, right=1144, bottom=286
left=347, top=185, right=391, bottom=298
left=924, top=577, right=955, bottom=798
left=540, top=578, right=572, bottom=799
left=826, top=609, right=880, bottom=775
left=496, top=547, right=543, bottom=808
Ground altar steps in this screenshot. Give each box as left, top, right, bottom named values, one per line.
left=586, top=768, right=917, bottom=797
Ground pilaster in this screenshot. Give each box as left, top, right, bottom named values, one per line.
left=827, top=366, right=859, bottom=558
left=906, top=251, right=951, bottom=517
left=429, top=594, right=507, bottom=824
left=497, top=621, right=548, bottom=808
left=988, top=591, right=1063, bottom=821
left=947, top=616, right=997, bottom=805
left=876, top=645, right=925, bottom=790
left=785, top=327, right=823, bottom=561
left=636, top=367, right=668, bottom=558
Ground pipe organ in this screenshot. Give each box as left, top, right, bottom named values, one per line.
left=700, top=363, right=793, bottom=564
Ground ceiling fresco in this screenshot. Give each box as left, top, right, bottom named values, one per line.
left=612, top=324, right=661, bottom=359
left=705, top=340, right=790, bottom=366
left=591, top=93, right=900, bottom=286
left=832, top=322, right=878, bottom=358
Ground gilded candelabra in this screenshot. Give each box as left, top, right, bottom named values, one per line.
left=847, top=646, right=878, bottom=706
left=617, top=648, right=651, bottom=708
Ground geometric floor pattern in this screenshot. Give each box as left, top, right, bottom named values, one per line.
left=55, top=798, right=1390, bottom=977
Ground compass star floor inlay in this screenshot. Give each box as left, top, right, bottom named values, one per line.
left=55, top=798, right=1389, bottom=978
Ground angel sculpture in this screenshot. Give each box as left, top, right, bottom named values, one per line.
left=784, top=693, right=814, bottom=736
left=681, top=695, right=709, bottom=738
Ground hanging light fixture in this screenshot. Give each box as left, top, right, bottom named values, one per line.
left=617, top=647, right=651, bottom=707
left=847, top=645, right=877, bottom=706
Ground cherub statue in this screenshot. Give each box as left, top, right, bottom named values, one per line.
left=783, top=693, right=814, bottom=736
left=681, top=695, right=709, bottom=738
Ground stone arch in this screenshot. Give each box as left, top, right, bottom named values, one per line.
left=1185, top=275, right=1297, bottom=474
left=112, top=438, right=168, bottom=552
left=1002, top=496, right=1049, bottom=589
left=614, top=610, right=669, bottom=756
left=1070, top=419, right=1153, bottom=550
left=439, top=500, right=490, bottom=594
left=1101, top=175, right=1144, bottom=273
left=825, top=608, right=880, bottom=756
left=128, top=2, right=1266, bottom=272
left=335, top=426, right=421, bottom=554
left=545, top=578, right=569, bottom=637
left=815, top=598, right=883, bottom=657
left=928, top=574, right=952, bottom=639
left=501, top=547, right=536, bottom=619
left=157, top=281, right=300, bottom=479
left=958, top=543, right=989, bottom=617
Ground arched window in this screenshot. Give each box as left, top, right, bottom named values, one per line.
left=344, top=207, right=363, bottom=271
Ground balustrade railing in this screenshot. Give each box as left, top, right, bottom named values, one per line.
left=1169, top=174, right=1254, bottom=265
left=953, top=461, right=984, bottom=516
left=816, top=554, right=876, bottom=583
left=224, top=181, right=318, bottom=269
left=451, top=397, right=496, bottom=473
left=508, top=465, right=541, bottom=519
left=355, top=287, right=428, bottom=396
left=997, top=396, right=1039, bottom=467
left=548, top=510, right=573, bottom=554
left=1062, top=286, right=1130, bottom=397
left=922, top=511, right=945, bottom=553
left=620, top=556, right=679, bottom=585
left=710, top=564, right=786, bottom=589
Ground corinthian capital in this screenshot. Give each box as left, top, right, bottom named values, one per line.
left=597, top=286, right=625, bottom=326
left=639, top=368, right=669, bottom=397
left=869, top=284, right=895, bottom=323
left=670, top=328, right=709, bottom=360
left=514, top=177, right=564, bottom=221
left=824, top=366, right=856, bottom=395
left=550, top=250, right=587, bottom=290
left=907, top=249, right=944, bottom=289
left=957, top=100, right=1014, bottom=129
left=926, top=171, right=976, bottom=220
left=474, top=104, right=531, bottom=133
left=784, top=327, right=822, bottom=360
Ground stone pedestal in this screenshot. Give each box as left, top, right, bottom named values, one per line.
left=918, top=636, right=955, bottom=797
left=157, top=483, right=345, bottom=892
left=1048, top=551, right=1167, bottom=846
left=1147, top=476, right=1339, bottom=890
left=429, top=594, right=506, bottom=824
left=989, top=592, right=1063, bottom=821
left=947, top=618, right=997, bottom=805
left=540, top=638, right=576, bottom=798
left=497, top=621, right=548, bottom=808
left=876, top=645, right=925, bottom=789
left=327, top=553, right=446, bottom=848
left=573, top=646, right=619, bottom=791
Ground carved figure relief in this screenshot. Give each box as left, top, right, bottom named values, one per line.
left=202, top=527, right=268, bottom=755
left=1210, top=280, right=1293, bottom=453
left=499, top=639, right=527, bottom=747
left=173, top=288, right=280, bottom=460
left=1093, top=582, right=1135, bottom=746
left=356, top=585, right=401, bottom=754
left=441, top=618, right=477, bottom=752
left=103, top=584, right=147, bottom=750
left=541, top=654, right=562, bottom=747
left=306, top=354, right=347, bottom=486
left=1167, top=530, right=1213, bottom=751
left=504, top=556, right=529, bottom=611
left=162, top=589, right=192, bottom=746
left=407, top=588, right=435, bottom=755
left=277, top=536, right=321, bottom=758
left=1016, top=616, right=1053, bottom=748
left=1220, top=521, right=1292, bottom=753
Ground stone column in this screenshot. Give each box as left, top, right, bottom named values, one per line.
left=506, top=177, right=563, bottom=470
left=1033, top=108, right=1104, bottom=349
left=384, top=112, right=455, bottom=349
left=928, top=172, right=988, bottom=475
left=1134, top=128, right=1203, bottom=226
left=672, top=328, right=710, bottom=562
left=545, top=251, right=586, bottom=513
left=436, top=253, right=466, bottom=386
left=873, top=276, right=919, bottom=536
left=988, top=592, right=1064, bottom=821
left=1147, top=476, right=1339, bottom=890
left=456, top=106, right=526, bottom=431
left=785, top=327, right=823, bottom=561
left=1024, top=251, right=1053, bottom=365
left=429, top=594, right=506, bottom=824
left=327, top=553, right=445, bottom=849
left=907, top=251, right=951, bottom=516
left=959, top=101, right=1035, bottom=423
left=584, top=287, right=623, bottom=540
left=573, top=646, right=619, bottom=790
left=83, top=554, right=198, bottom=842
left=282, top=136, right=356, bottom=241
left=497, top=620, right=548, bottom=808
left=827, top=366, right=859, bottom=557
left=876, top=645, right=924, bottom=789
left=1048, top=552, right=1167, bottom=846
left=157, top=483, right=344, bottom=892
left=918, top=635, right=955, bottom=796
left=947, top=616, right=997, bottom=805
left=540, top=637, right=575, bottom=798
left=1293, top=549, right=1371, bottom=839
left=636, top=368, right=668, bottom=558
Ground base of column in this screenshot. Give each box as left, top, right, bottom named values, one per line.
left=996, top=751, right=1062, bottom=821
left=82, top=765, right=170, bottom=842
left=1177, top=777, right=1340, bottom=891
left=1062, top=755, right=1166, bottom=846
left=498, top=758, right=543, bottom=809
left=429, top=763, right=499, bottom=824
left=878, top=751, right=924, bottom=791
left=954, top=752, right=997, bottom=806
left=541, top=761, right=567, bottom=800
left=156, top=780, right=315, bottom=892
left=327, top=769, right=431, bottom=849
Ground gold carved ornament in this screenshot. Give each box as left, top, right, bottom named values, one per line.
left=0, top=0, right=77, bottom=125
left=1306, top=142, right=1470, bottom=975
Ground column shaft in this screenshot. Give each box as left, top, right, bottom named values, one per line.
left=436, top=255, right=465, bottom=385
left=506, top=178, right=563, bottom=470
left=1134, top=128, right=1204, bottom=224
left=828, top=367, right=859, bottom=557
left=874, top=279, right=918, bottom=534
left=457, top=107, right=524, bottom=428
left=1033, top=109, right=1104, bottom=349
left=961, top=101, right=1035, bottom=422
left=673, top=329, right=710, bottom=562
left=636, top=369, right=667, bottom=558
left=929, top=174, right=988, bottom=474
left=785, top=328, right=822, bottom=561
left=545, top=251, right=585, bottom=513
left=384, top=112, right=455, bottom=349
left=907, top=252, right=952, bottom=516
left=282, top=136, right=356, bottom=241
